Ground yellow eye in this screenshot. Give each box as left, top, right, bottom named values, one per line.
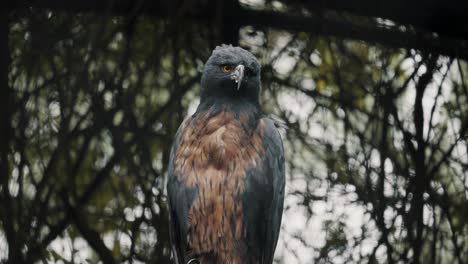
left=222, top=65, right=231, bottom=72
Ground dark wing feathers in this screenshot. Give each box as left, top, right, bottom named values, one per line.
left=260, top=117, right=285, bottom=264
left=167, top=118, right=195, bottom=264
left=242, top=117, right=285, bottom=263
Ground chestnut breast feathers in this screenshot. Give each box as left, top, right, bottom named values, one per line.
left=173, top=109, right=265, bottom=263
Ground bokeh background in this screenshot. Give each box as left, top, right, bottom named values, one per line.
left=1, top=0, right=467, bottom=263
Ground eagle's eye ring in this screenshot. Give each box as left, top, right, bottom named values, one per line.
left=222, top=65, right=232, bottom=72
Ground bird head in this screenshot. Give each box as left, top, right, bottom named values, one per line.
left=201, top=45, right=261, bottom=102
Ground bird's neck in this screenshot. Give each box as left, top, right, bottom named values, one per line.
left=200, top=83, right=260, bottom=105
left=197, top=96, right=262, bottom=117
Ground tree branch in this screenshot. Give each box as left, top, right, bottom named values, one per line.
left=61, top=193, right=116, bottom=264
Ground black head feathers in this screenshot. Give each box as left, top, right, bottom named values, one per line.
left=200, top=45, right=261, bottom=102
left=211, top=44, right=260, bottom=73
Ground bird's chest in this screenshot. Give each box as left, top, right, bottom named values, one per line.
left=173, top=111, right=265, bottom=260
left=174, top=111, right=264, bottom=187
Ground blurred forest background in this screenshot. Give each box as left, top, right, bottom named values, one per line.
left=1, top=0, right=467, bottom=263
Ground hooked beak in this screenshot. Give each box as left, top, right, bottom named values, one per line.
left=230, top=64, right=245, bottom=90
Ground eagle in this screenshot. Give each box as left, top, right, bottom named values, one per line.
left=167, top=45, right=285, bottom=264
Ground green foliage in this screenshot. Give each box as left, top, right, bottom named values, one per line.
left=242, top=26, right=467, bottom=263
left=2, top=10, right=212, bottom=263
left=1, top=4, right=467, bottom=264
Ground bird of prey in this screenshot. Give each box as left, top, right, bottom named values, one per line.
left=167, top=45, right=285, bottom=264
